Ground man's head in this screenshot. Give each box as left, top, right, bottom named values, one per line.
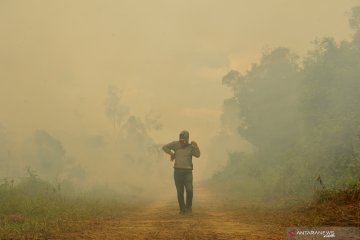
left=179, top=130, right=189, bottom=146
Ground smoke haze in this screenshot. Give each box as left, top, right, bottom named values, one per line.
left=1, top=1, right=359, bottom=199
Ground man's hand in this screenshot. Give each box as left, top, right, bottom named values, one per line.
left=170, top=152, right=175, bottom=161
left=191, top=141, right=198, bottom=147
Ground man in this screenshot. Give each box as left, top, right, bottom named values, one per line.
left=162, top=130, right=201, bottom=214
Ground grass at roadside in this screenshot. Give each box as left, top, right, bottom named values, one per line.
left=292, top=182, right=360, bottom=226
left=207, top=181, right=360, bottom=228
left=0, top=176, right=141, bottom=239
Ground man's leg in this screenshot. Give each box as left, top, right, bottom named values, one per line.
left=174, top=171, right=186, bottom=213
left=184, top=171, right=193, bottom=212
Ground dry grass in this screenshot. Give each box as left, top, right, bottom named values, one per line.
left=261, top=183, right=360, bottom=227
left=0, top=177, right=143, bottom=239
left=212, top=182, right=360, bottom=229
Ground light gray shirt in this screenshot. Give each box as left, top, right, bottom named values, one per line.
left=162, top=141, right=201, bottom=170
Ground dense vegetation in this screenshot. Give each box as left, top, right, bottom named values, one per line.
left=208, top=6, right=360, bottom=203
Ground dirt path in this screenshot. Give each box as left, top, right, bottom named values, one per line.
left=62, top=186, right=284, bottom=239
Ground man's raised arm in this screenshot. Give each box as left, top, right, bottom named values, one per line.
left=162, top=141, right=176, bottom=155
left=162, top=141, right=177, bottom=161
left=191, top=141, right=200, bottom=158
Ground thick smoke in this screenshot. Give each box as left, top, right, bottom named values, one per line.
left=0, top=85, right=172, bottom=199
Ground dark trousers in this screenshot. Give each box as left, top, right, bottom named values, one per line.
left=174, top=169, right=193, bottom=211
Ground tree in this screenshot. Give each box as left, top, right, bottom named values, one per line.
left=105, top=85, right=129, bottom=134
left=33, top=130, right=66, bottom=180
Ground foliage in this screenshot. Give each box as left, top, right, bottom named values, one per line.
left=209, top=6, right=360, bottom=201
left=0, top=173, right=130, bottom=239
left=32, top=130, right=67, bottom=181
left=314, top=182, right=360, bottom=204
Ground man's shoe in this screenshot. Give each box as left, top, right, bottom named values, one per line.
left=185, top=208, right=192, bottom=214
left=179, top=209, right=186, bottom=215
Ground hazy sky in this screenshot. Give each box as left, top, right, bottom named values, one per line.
left=1, top=0, right=359, bottom=161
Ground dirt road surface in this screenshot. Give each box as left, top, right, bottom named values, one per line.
left=61, top=186, right=285, bottom=239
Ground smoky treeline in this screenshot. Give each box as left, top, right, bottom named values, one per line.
left=0, top=85, right=170, bottom=199
left=207, top=6, right=360, bottom=201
